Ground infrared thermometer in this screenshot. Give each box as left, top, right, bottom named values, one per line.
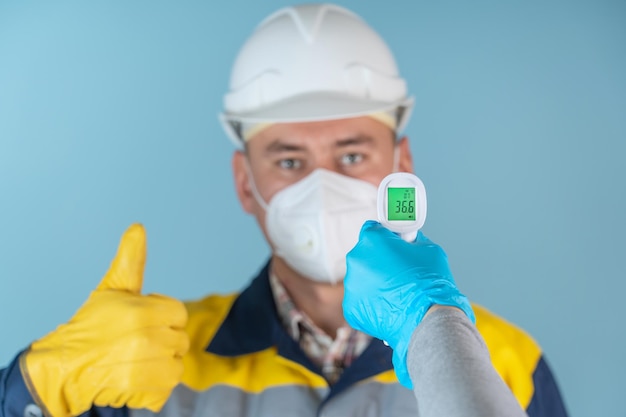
left=377, top=172, right=427, bottom=242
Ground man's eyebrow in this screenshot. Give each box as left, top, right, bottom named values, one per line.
left=335, top=135, right=375, bottom=147
left=264, top=139, right=305, bottom=154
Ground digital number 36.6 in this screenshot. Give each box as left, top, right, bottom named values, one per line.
left=395, top=200, right=415, bottom=213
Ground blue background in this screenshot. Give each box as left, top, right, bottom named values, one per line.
left=1, top=1, right=624, bottom=416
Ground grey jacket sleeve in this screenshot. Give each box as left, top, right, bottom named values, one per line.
left=406, top=307, right=528, bottom=417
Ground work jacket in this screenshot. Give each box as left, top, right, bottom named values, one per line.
left=1, top=262, right=568, bottom=417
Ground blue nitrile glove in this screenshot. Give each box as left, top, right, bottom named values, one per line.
left=342, top=220, right=475, bottom=388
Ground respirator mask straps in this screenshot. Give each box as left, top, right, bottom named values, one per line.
left=244, top=158, right=270, bottom=212
left=392, top=143, right=401, bottom=173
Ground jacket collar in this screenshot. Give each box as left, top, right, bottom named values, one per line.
left=206, top=261, right=278, bottom=356
left=206, top=260, right=394, bottom=385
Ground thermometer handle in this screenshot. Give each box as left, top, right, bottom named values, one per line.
left=400, top=230, right=418, bottom=243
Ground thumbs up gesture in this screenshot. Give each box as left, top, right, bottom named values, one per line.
left=21, top=224, right=189, bottom=417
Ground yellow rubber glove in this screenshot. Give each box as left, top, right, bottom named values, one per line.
left=20, top=224, right=189, bottom=417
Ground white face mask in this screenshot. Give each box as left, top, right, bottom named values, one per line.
left=250, top=169, right=379, bottom=284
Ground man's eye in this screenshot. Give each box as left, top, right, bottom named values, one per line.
left=340, top=153, right=364, bottom=165
left=278, top=159, right=302, bottom=170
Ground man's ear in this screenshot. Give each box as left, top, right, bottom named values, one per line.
left=396, top=136, right=414, bottom=173
left=232, top=151, right=255, bottom=214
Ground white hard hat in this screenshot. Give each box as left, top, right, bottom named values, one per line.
left=220, top=3, right=414, bottom=147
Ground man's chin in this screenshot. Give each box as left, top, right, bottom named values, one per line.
left=271, top=255, right=346, bottom=287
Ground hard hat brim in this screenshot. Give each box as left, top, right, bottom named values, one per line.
left=223, top=91, right=412, bottom=123
left=220, top=92, right=414, bottom=148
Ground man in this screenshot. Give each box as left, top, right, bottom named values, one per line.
left=0, top=4, right=567, bottom=417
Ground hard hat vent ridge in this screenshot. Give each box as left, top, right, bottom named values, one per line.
left=284, top=4, right=328, bottom=44
left=259, top=4, right=362, bottom=44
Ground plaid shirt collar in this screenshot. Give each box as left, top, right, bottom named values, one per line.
left=269, top=272, right=371, bottom=384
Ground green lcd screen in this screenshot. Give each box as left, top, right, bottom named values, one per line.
left=388, top=187, right=416, bottom=221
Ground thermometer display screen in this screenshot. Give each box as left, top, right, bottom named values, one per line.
left=388, top=187, right=415, bottom=221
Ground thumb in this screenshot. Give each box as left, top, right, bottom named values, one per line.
left=96, top=223, right=146, bottom=293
